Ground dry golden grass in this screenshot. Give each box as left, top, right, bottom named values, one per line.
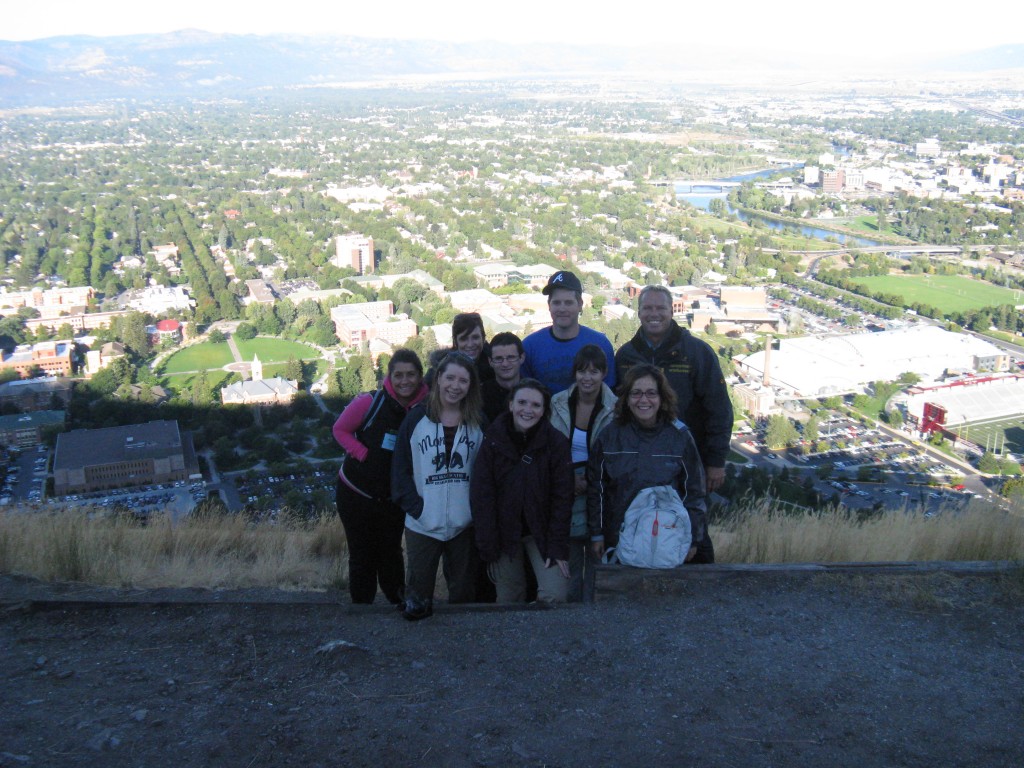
left=1, top=500, right=1021, bottom=590
left=714, top=498, right=1024, bottom=564
left=0, top=508, right=347, bottom=590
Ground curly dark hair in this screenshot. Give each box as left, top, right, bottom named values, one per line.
left=614, top=364, right=678, bottom=426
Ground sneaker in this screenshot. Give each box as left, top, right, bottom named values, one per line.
left=402, top=595, right=433, bottom=621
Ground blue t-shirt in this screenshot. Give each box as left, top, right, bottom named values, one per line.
left=521, top=326, right=616, bottom=395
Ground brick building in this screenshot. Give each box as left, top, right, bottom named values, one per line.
left=53, top=420, right=198, bottom=496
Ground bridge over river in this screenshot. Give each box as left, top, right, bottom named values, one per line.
left=652, top=179, right=743, bottom=193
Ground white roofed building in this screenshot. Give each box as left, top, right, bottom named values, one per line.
left=901, top=375, right=1024, bottom=429
left=735, top=326, right=1008, bottom=398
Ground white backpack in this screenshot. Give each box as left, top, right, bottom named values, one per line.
left=606, top=485, right=692, bottom=569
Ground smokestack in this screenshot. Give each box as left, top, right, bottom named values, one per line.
left=763, top=335, right=772, bottom=387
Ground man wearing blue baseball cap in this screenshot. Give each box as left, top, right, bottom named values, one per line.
left=521, top=270, right=616, bottom=395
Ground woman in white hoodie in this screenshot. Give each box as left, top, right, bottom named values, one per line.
left=391, top=352, right=485, bottom=620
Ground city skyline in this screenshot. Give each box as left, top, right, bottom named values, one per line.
left=5, top=1, right=1022, bottom=67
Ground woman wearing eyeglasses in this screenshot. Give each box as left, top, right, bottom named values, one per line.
left=587, top=364, right=707, bottom=565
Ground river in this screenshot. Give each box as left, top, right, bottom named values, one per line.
left=675, top=168, right=884, bottom=248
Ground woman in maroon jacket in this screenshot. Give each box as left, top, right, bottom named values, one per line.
left=470, top=378, right=574, bottom=603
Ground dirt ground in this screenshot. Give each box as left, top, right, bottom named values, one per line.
left=1, top=568, right=1023, bottom=768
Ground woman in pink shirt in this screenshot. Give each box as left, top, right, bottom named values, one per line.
left=333, top=349, right=428, bottom=604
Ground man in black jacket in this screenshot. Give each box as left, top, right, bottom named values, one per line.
left=614, top=285, right=733, bottom=563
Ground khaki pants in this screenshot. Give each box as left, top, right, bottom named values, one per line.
left=488, top=536, right=569, bottom=604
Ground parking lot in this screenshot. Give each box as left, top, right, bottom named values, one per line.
left=1, top=446, right=50, bottom=505
left=52, top=481, right=209, bottom=521
left=731, top=411, right=992, bottom=514
left=229, top=466, right=335, bottom=516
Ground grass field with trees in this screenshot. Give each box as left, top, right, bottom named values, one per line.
left=234, top=337, right=319, bottom=362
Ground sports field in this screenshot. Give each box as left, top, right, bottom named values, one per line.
left=161, top=343, right=235, bottom=373
left=234, top=338, right=318, bottom=362
left=950, top=415, right=1024, bottom=455
left=850, top=274, right=1022, bottom=314
left=162, top=338, right=320, bottom=374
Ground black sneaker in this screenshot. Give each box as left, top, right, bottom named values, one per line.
left=402, top=596, right=433, bottom=621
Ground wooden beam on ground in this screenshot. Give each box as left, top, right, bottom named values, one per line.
left=596, top=560, right=1020, bottom=593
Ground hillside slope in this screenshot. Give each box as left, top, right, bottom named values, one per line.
left=2, top=571, right=1022, bottom=766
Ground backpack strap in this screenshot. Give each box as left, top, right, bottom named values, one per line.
left=355, top=387, right=389, bottom=438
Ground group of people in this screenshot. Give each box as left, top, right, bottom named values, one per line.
left=332, top=270, right=733, bottom=618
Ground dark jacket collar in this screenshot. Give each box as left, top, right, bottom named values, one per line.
left=632, top=318, right=684, bottom=354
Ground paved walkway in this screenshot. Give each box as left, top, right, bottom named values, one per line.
left=226, top=333, right=243, bottom=363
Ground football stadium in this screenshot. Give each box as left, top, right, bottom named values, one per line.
left=902, top=374, right=1024, bottom=455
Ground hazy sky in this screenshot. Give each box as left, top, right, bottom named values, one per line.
left=4, top=0, right=1019, bottom=60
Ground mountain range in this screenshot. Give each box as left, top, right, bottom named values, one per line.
left=1, top=31, right=1022, bottom=107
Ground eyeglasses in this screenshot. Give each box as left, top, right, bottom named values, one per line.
left=491, top=355, right=520, bottom=364
left=628, top=389, right=660, bottom=400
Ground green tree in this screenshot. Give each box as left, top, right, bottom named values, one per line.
left=192, top=369, right=211, bottom=406
left=978, top=452, right=1001, bottom=474
left=235, top=323, right=257, bottom=341
left=213, top=436, right=238, bottom=470
left=88, top=356, right=135, bottom=395
left=420, top=327, right=439, bottom=358
left=284, top=355, right=303, bottom=382
left=307, top=317, right=337, bottom=347
left=804, top=415, right=820, bottom=443
left=1002, top=476, right=1024, bottom=501
left=275, top=299, right=297, bottom=327
left=262, top=438, right=287, bottom=463
left=0, top=316, right=27, bottom=348
left=119, top=311, right=150, bottom=357
left=765, top=414, right=799, bottom=450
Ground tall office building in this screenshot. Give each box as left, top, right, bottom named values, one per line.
left=334, top=234, right=375, bottom=274
left=821, top=169, right=846, bottom=194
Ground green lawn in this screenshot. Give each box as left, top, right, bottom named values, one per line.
left=850, top=274, right=1023, bottom=314
left=850, top=215, right=883, bottom=233
left=162, top=370, right=234, bottom=398
left=161, top=343, right=236, bottom=374
left=235, top=337, right=319, bottom=363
